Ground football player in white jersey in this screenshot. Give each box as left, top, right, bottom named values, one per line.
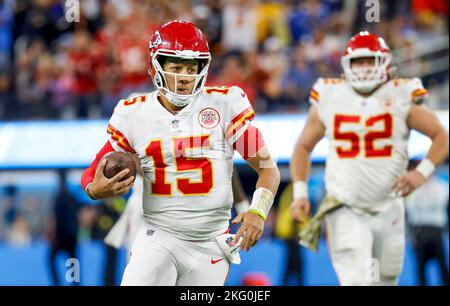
left=289, top=32, right=448, bottom=286
left=81, top=20, right=280, bottom=286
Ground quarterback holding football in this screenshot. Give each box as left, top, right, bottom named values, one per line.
left=81, top=21, right=280, bottom=286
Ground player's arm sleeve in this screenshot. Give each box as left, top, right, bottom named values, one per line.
left=233, top=124, right=266, bottom=160
left=225, top=86, right=256, bottom=146
left=224, top=86, right=265, bottom=160
left=107, top=101, right=136, bottom=154
left=308, top=78, right=322, bottom=107
left=409, top=77, right=429, bottom=105
left=81, top=100, right=135, bottom=191
left=81, top=141, right=115, bottom=191
left=396, top=77, right=429, bottom=117
left=308, top=78, right=326, bottom=122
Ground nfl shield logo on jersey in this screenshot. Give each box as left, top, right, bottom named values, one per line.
left=171, top=119, right=179, bottom=129
left=198, top=108, right=220, bottom=129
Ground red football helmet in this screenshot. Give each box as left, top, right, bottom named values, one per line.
left=341, top=31, right=391, bottom=93
left=149, top=20, right=211, bottom=107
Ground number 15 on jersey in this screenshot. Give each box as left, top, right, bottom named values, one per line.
left=145, top=135, right=213, bottom=196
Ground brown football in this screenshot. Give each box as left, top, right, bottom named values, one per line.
left=102, top=151, right=137, bottom=182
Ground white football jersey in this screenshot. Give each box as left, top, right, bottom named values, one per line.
left=107, top=86, right=255, bottom=241
left=310, top=77, right=428, bottom=211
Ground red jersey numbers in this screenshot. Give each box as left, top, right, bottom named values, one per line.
left=124, top=95, right=147, bottom=106
left=145, top=136, right=213, bottom=196
left=205, top=86, right=230, bottom=95
left=334, top=115, right=360, bottom=158
left=365, top=114, right=393, bottom=157
left=174, top=136, right=213, bottom=195
left=145, top=140, right=171, bottom=195
left=334, top=113, right=393, bottom=159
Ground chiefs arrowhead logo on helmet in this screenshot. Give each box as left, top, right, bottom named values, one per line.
left=150, top=31, right=162, bottom=49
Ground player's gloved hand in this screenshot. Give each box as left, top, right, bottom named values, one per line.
left=393, top=170, right=426, bottom=197
left=88, top=159, right=135, bottom=199
left=232, top=211, right=264, bottom=252
left=290, top=197, right=310, bottom=224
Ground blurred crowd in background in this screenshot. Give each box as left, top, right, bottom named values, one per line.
left=0, top=0, right=448, bottom=120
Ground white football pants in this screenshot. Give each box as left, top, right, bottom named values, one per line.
left=325, top=198, right=405, bottom=286
left=121, top=223, right=230, bottom=286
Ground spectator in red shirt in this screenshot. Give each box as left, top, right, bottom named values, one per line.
left=67, top=31, right=100, bottom=118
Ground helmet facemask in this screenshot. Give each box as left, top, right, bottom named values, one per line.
left=341, top=52, right=391, bottom=94
left=150, top=51, right=210, bottom=107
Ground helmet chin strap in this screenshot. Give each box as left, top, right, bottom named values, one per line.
left=159, top=89, right=196, bottom=107
left=353, top=83, right=379, bottom=94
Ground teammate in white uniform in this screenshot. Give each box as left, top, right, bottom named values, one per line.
left=289, top=32, right=448, bottom=285
left=81, top=21, right=280, bottom=286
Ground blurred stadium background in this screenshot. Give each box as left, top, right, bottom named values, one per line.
left=0, top=0, right=448, bottom=286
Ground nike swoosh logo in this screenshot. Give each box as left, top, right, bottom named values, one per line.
left=211, top=258, right=224, bottom=264
left=241, top=92, right=246, bottom=98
